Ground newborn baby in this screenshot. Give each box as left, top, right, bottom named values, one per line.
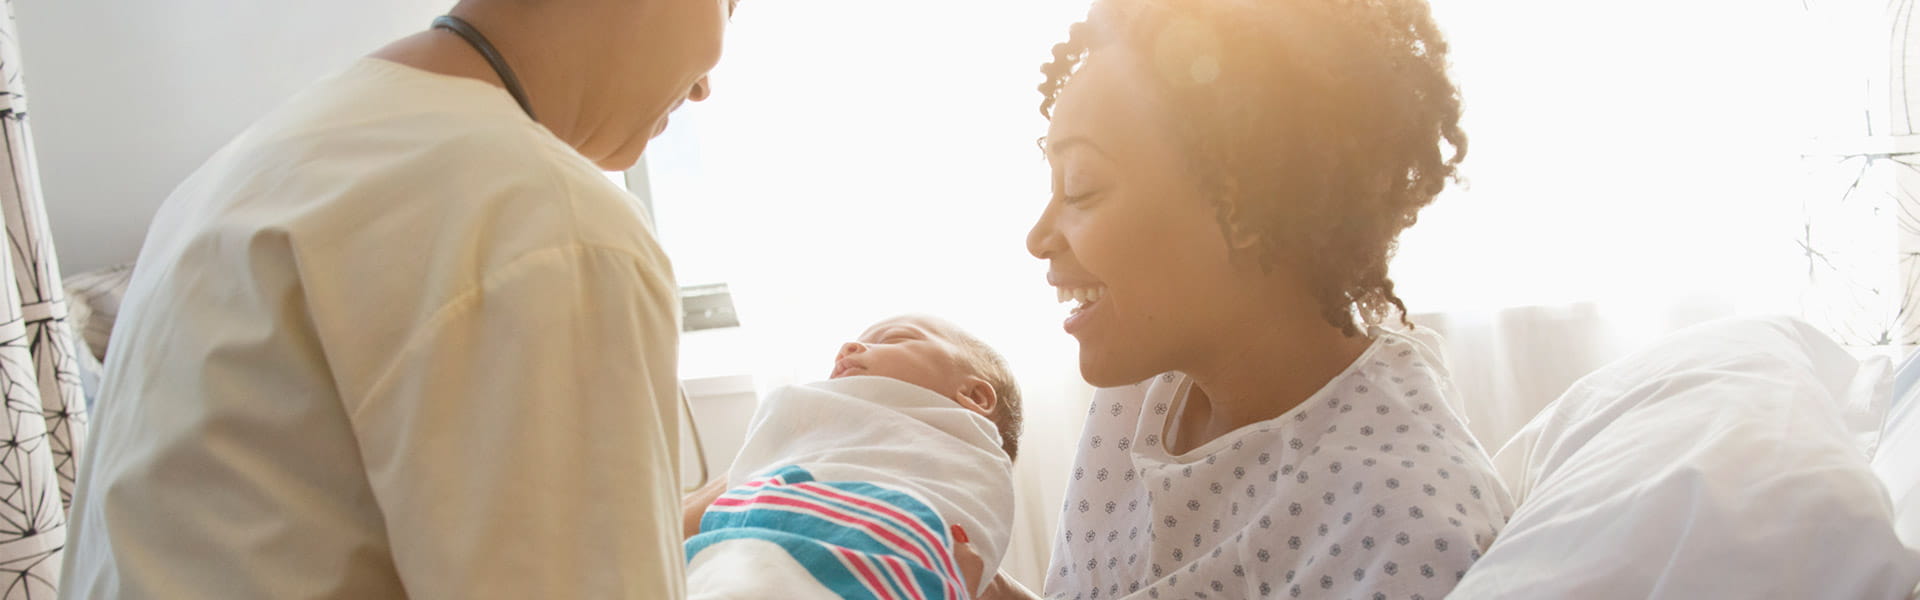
left=686, top=315, right=1022, bottom=600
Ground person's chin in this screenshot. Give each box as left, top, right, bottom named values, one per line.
left=594, top=151, right=642, bottom=172
left=1078, top=351, right=1156, bottom=389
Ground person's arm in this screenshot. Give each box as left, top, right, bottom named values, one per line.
left=683, top=477, right=727, bottom=538
left=955, top=538, right=1043, bottom=600
left=345, top=244, right=685, bottom=598
left=978, top=570, right=1044, bottom=600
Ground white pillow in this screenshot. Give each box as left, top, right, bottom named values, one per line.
left=1452, top=316, right=1920, bottom=599
left=1879, top=351, right=1920, bottom=552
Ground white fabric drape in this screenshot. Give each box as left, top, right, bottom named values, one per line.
left=0, top=0, right=86, bottom=596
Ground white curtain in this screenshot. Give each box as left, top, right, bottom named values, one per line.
left=1413, top=301, right=1737, bottom=453
left=1899, top=0, right=1920, bottom=352
left=1388, top=0, right=1838, bottom=454
left=649, top=0, right=1887, bottom=588
left=1379, top=0, right=1920, bottom=508
left=1792, top=0, right=1920, bottom=353
left=0, top=0, right=86, bottom=596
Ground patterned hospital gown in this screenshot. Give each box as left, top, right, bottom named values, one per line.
left=1043, top=330, right=1515, bottom=599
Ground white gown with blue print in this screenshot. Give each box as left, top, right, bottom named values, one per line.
left=1043, top=330, right=1515, bottom=600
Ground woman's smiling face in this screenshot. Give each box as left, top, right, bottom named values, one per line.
left=1027, top=48, right=1266, bottom=388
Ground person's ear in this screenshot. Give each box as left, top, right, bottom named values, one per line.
left=1226, top=221, right=1261, bottom=250
left=955, top=377, right=998, bottom=416
left=1216, top=185, right=1261, bottom=251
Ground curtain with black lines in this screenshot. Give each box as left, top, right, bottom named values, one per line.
left=1799, top=0, right=1920, bottom=352
left=1890, top=0, right=1920, bottom=349
left=0, top=0, right=88, bottom=596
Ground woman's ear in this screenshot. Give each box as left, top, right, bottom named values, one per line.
left=1216, top=185, right=1261, bottom=251
left=955, top=377, right=998, bottom=417
left=1225, top=221, right=1262, bottom=251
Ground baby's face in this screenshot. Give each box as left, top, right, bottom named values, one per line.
left=831, top=315, right=992, bottom=418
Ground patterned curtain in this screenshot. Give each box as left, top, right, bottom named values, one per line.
left=0, top=0, right=89, bottom=596
left=1801, top=0, right=1920, bottom=355
left=1892, top=0, right=1920, bottom=350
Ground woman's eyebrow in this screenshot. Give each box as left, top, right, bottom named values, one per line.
left=1044, top=135, right=1113, bottom=162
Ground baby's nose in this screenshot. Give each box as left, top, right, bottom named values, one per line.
left=838, top=342, right=866, bottom=359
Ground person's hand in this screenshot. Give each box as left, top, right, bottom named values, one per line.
left=682, top=477, right=727, bottom=539
left=951, top=525, right=984, bottom=593
left=973, top=570, right=1040, bottom=600
left=951, top=529, right=1041, bottom=600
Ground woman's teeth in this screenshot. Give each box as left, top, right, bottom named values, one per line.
left=1056, top=286, right=1107, bottom=313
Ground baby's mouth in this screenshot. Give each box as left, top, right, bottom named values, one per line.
left=830, top=360, right=862, bottom=379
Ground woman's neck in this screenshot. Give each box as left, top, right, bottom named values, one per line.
left=1166, top=317, right=1374, bottom=455
left=367, top=7, right=597, bottom=159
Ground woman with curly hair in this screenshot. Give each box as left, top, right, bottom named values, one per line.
left=987, top=0, right=1517, bottom=597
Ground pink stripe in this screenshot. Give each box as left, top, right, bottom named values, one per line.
left=708, top=494, right=940, bottom=578
left=794, top=482, right=963, bottom=595
left=793, top=484, right=954, bottom=568
left=882, top=554, right=927, bottom=600
left=762, top=486, right=951, bottom=587
left=834, top=546, right=897, bottom=600
left=721, top=476, right=962, bottom=598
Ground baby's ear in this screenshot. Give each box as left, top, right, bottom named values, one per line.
left=957, top=377, right=998, bottom=416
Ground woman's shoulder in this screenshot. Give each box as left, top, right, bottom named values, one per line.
left=1235, top=406, right=1513, bottom=593
left=1295, top=340, right=1507, bottom=501
left=1251, top=333, right=1514, bottom=536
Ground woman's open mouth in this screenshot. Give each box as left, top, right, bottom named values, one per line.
left=1056, top=285, right=1108, bottom=335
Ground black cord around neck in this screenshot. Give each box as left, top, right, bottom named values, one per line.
left=431, top=15, right=538, bottom=121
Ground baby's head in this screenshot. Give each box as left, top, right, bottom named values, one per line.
left=831, top=315, right=1023, bottom=460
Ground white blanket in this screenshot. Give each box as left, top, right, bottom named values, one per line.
left=687, top=376, right=1015, bottom=599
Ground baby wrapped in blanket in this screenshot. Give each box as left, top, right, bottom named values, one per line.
left=687, top=315, right=1022, bottom=600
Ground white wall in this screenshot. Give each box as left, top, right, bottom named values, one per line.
left=15, top=0, right=455, bottom=274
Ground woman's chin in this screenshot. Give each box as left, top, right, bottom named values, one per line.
left=1077, top=352, right=1156, bottom=389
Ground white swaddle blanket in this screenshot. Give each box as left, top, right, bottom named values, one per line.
left=686, top=376, right=1015, bottom=599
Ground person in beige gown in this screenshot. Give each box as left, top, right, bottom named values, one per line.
left=63, top=1, right=738, bottom=597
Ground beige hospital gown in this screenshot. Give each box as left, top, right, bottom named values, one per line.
left=1044, top=330, right=1515, bottom=600
left=63, top=58, right=686, bottom=598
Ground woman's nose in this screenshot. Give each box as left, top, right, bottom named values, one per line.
left=1027, top=204, right=1061, bottom=259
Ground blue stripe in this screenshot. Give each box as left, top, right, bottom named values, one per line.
left=686, top=528, right=882, bottom=600
left=699, top=500, right=952, bottom=595
left=717, top=467, right=950, bottom=566
left=712, top=482, right=950, bottom=573
left=873, top=553, right=918, bottom=600
left=690, top=466, right=957, bottom=599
